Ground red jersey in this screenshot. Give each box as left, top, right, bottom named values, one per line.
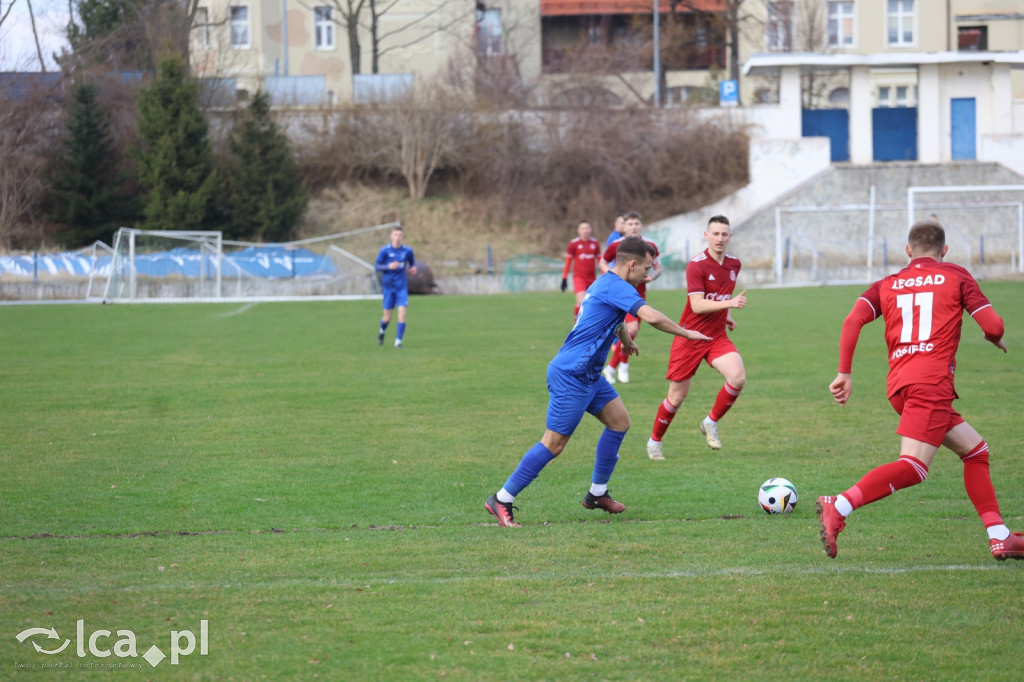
left=603, top=236, right=660, bottom=298
left=857, top=258, right=993, bottom=397
left=563, top=237, right=601, bottom=285
left=679, top=249, right=741, bottom=339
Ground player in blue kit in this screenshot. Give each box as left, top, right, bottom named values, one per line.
left=485, top=237, right=712, bottom=527
left=375, top=226, right=418, bottom=348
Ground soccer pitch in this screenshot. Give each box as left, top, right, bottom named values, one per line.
left=2, top=284, right=1023, bottom=679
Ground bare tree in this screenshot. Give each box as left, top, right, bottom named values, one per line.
left=25, top=0, right=47, bottom=70
left=0, top=79, right=63, bottom=250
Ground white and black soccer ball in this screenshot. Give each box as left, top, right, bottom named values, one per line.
left=758, top=477, right=798, bottom=514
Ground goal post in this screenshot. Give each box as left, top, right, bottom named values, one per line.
left=104, top=228, right=225, bottom=302
left=101, top=222, right=400, bottom=303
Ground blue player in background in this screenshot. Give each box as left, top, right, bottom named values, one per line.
left=375, top=225, right=418, bottom=348
left=485, top=237, right=712, bottom=527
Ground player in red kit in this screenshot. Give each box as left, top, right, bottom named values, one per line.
left=647, top=215, right=747, bottom=460
left=561, top=221, right=601, bottom=319
left=600, top=212, right=661, bottom=384
left=817, top=219, right=1024, bottom=561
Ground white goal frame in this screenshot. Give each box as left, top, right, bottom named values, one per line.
left=101, top=223, right=400, bottom=303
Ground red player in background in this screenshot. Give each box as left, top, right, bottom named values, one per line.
left=600, top=212, right=661, bottom=385
left=560, top=221, right=601, bottom=319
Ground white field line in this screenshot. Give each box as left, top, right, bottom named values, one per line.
left=2, top=563, right=1012, bottom=597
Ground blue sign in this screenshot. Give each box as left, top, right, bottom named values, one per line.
left=719, top=79, right=738, bottom=107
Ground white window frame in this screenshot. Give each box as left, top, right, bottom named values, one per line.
left=895, top=85, right=908, bottom=107
left=314, top=6, right=334, bottom=50
left=887, top=0, right=915, bottom=47
left=878, top=86, right=890, bottom=107
left=766, top=1, right=793, bottom=53
left=230, top=5, right=251, bottom=50
left=193, top=7, right=211, bottom=50
left=827, top=1, right=855, bottom=48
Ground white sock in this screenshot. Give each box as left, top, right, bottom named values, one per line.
left=496, top=488, right=515, bottom=504
left=835, top=494, right=853, bottom=517
left=589, top=483, right=607, bottom=497
left=703, top=415, right=715, bottom=425
left=988, top=524, right=1010, bottom=541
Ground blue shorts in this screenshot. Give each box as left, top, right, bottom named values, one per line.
left=545, top=364, right=619, bottom=436
left=382, top=286, right=409, bottom=310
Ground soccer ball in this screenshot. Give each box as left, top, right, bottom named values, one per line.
left=758, top=477, right=798, bottom=514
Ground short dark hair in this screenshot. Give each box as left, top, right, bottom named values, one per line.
left=624, top=211, right=642, bottom=221
left=708, top=214, right=730, bottom=227
left=617, top=236, right=652, bottom=262
left=908, top=219, right=945, bottom=255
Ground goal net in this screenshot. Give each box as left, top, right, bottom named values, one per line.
left=102, top=224, right=400, bottom=302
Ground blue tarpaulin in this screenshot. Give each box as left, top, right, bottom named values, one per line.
left=0, top=247, right=338, bottom=279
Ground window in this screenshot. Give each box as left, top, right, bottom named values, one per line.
left=828, top=2, right=854, bottom=47
left=895, top=85, right=908, bottom=107
left=828, top=87, right=849, bottom=105
left=878, top=86, right=890, bottom=107
left=314, top=6, right=334, bottom=49
left=193, top=7, right=210, bottom=50
left=476, top=8, right=503, bottom=57
left=958, top=26, right=987, bottom=51
left=766, top=1, right=793, bottom=52
left=230, top=5, right=250, bottom=49
left=887, top=0, right=914, bottom=46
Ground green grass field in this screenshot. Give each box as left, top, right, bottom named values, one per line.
left=2, top=283, right=1023, bottom=680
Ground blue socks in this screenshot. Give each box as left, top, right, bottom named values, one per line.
left=397, top=322, right=406, bottom=342
left=592, top=428, right=626, bottom=485
left=502, top=442, right=555, bottom=497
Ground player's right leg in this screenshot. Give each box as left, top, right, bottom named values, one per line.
left=378, top=290, right=397, bottom=345
left=486, top=368, right=582, bottom=528
left=648, top=380, right=688, bottom=461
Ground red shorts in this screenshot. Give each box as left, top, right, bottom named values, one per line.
left=889, top=379, right=963, bottom=447
left=665, top=335, right=737, bottom=382
left=573, top=276, right=596, bottom=293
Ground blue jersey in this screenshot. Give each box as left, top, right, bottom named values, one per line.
left=375, top=243, right=415, bottom=290
left=605, top=230, right=622, bottom=248
left=550, top=272, right=645, bottom=382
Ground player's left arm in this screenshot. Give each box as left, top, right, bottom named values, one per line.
left=406, top=249, right=417, bottom=275
left=971, top=305, right=1007, bottom=353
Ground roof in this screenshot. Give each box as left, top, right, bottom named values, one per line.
left=743, top=51, right=1024, bottom=76
left=541, top=0, right=725, bottom=17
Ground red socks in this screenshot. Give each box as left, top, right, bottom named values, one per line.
left=709, top=382, right=742, bottom=422
left=844, top=455, right=928, bottom=509
left=960, top=441, right=1003, bottom=527
left=650, top=399, right=678, bottom=441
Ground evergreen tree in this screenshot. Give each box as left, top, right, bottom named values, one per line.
left=135, top=56, right=218, bottom=231
left=224, top=90, right=307, bottom=242
left=49, top=82, right=134, bottom=247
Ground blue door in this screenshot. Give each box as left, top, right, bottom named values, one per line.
left=802, top=109, right=849, bottom=162
left=872, top=108, right=917, bottom=161
left=951, top=98, right=976, bottom=160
